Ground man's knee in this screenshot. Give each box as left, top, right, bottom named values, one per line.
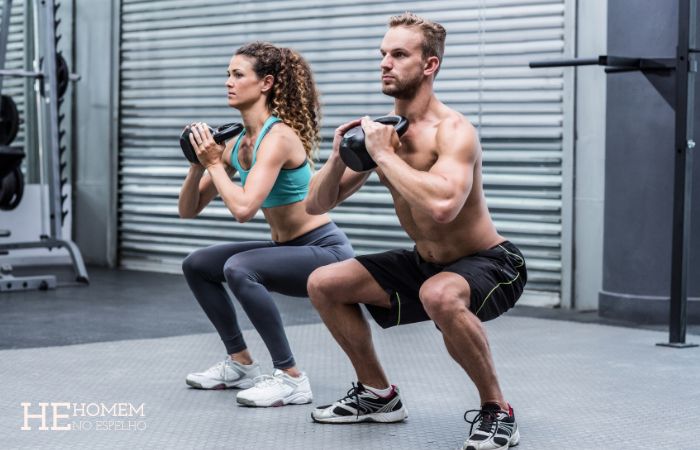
left=307, top=265, right=337, bottom=307
left=419, top=279, right=470, bottom=321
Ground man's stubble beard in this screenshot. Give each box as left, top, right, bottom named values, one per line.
left=382, top=70, right=423, bottom=100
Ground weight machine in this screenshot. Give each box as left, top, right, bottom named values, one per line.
left=0, top=0, right=87, bottom=291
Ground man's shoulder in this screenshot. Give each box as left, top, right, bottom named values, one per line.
left=436, top=109, right=474, bottom=134
left=434, top=110, right=477, bottom=152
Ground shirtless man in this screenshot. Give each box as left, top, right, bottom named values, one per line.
left=305, top=13, right=526, bottom=450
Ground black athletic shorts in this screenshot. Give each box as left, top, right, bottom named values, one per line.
left=356, top=241, right=527, bottom=328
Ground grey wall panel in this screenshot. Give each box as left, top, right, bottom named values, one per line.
left=73, top=0, right=119, bottom=266
left=574, top=0, right=606, bottom=310
left=118, top=0, right=568, bottom=294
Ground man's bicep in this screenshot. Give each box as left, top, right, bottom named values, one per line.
left=429, top=153, right=474, bottom=196
left=433, top=119, right=478, bottom=192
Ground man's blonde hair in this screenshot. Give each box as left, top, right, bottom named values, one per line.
left=388, top=12, right=447, bottom=75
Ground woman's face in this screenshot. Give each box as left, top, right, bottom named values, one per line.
left=225, top=54, right=270, bottom=109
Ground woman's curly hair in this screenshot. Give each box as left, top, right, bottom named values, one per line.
left=236, top=42, right=321, bottom=167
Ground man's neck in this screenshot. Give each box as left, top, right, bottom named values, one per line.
left=393, top=83, right=439, bottom=123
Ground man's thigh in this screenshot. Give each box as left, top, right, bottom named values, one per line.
left=311, top=258, right=391, bottom=308
left=443, top=243, right=526, bottom=322
left=355, top=248, right=433, bottom=328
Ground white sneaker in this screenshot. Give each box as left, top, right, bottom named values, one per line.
left=185, top=357, right=261, bottom=390
left=236, top=369, right=313, bottom=407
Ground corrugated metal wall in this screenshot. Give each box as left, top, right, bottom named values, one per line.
left=0, top=0, right=26, bottom=154
left=118, top=0, right=568, bottom=294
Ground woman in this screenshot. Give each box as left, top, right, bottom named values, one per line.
left=178, top=42, right=353, bottom=407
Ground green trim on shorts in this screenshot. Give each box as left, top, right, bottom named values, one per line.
left=396, top=292, right=402, bottom=326
left=474, top=245, right=526, bottom=316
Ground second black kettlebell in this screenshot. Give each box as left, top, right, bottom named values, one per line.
left=339, top=115, right=409, bottom=172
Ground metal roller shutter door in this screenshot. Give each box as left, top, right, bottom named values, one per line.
left=119, top=0, right=568, bottom=295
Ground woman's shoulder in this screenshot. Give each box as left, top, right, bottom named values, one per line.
left=256, top=120, right=306, bottom=167
left=268, top=119, right=294, bottom=136
left=264, top=121, right=302, bottom=149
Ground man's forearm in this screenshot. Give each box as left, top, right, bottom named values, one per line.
left=307, top=153, right=347, bottom=214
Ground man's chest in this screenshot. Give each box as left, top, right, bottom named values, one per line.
left=376, top=134, right=438, bottom=186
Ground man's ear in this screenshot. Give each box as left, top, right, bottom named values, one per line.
left=424, top=56, right=440, bottom=76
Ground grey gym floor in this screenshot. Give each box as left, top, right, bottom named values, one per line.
left=1, top=266, right=699, bottom=449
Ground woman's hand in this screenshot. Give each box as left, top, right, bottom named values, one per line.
left=190, top=122, right=226, bottom=169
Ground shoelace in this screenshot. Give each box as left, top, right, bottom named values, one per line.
left=214, top=361, right=229, bottom=381
left=337, top=382, right=364, bottom=419
left=214, top=360, right=241, bottom=382
left=252, top=374, right=280, bottom=389
left=463, top=408, right=499, bottom=439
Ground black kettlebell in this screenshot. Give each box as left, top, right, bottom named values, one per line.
left=179, top=122, right=244, bottom=164
left=339, top=115, right=409, bottom=172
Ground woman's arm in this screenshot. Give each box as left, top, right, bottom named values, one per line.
left=194, top=123, right=294, bottom=223
left=178, top=132, right=237, bottom=218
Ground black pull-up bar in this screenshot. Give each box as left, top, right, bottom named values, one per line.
left=530, top=55, right=676, bottom=71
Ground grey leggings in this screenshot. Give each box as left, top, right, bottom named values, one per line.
left=182, top=222, right=353, bottom=369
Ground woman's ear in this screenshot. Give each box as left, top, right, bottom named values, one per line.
left=261, top=74, right=275, bottom=93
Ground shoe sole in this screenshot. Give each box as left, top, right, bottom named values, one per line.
left=311, top=408, right=408, bottom=424
left=237, top=391, right=313, bottom=407
left=464, top=427, right=520, bottom=450
left=185, top=377, right=255, bottom=390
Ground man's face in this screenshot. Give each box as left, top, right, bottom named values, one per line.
left=379, top=26, right=426, bottom=99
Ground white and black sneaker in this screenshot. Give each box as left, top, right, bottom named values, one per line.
left=185, top=357, right=261, bottom=390
left=311, top=382, right=408, bottom=424
left=462, top=403, right=520, bottom=450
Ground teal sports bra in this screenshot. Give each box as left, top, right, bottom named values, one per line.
left=230, top=116, right=311, bottom=208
